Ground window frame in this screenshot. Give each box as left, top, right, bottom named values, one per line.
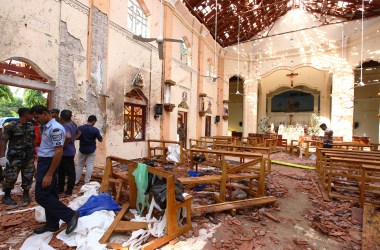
left=127, top=0, right=148, bottom=37
left=123, top=102, right=146, bottom=142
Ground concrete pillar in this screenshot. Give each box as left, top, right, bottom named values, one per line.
left=196, top=36, right=205, bottom=138
left=161, top=3, right=175, bottom=140
left=243, top=78, right=259, bottom=135
left=216, top=56, right=225, bottom=135
left=331, top=71, right=354, bottom=141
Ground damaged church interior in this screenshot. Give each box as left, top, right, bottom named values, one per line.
left=1, top=0, right=380, bottom=249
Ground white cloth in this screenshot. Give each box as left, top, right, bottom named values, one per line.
left=57, top=210, right=114, bottom=250
left=20, top=232, right=55, bottom=250
left=166, top=144, right=181, bottom=163
left=76, top=151, right=96, bottom=184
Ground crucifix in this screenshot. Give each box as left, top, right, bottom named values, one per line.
left=286, top=72, right=299, bottom=88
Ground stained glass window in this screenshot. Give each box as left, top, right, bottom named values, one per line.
left=127, top=0, right=148, bottom=37
left=124, top=103, right=146, bottom=142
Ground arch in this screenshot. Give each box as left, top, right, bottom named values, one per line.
left=260, top=64, right=329, bottom=79
left=125, top=87, right=148, bottom=103
left=1, top=57, right=53, bottom=82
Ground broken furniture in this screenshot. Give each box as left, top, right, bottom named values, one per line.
left=100, top=156, right=135, bottom=203
left=99, top=156, right=192, bottom=250
left=213, top=143, right=272, bottom=173
left=177, top=148, right=275, bottom=214
left=146, top=139, right=186, bottom=175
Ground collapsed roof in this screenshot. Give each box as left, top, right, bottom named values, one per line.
left=182, top=0, right=380, bottom=47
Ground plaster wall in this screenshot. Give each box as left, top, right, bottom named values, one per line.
left=0, top=0, right=61, bottom=84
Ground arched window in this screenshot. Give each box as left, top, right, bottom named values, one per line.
left=124, top=88, right=147, bottom=142
left=128, top=0, right=148, bottom=37
left=179, top=43, right=190, bottom=65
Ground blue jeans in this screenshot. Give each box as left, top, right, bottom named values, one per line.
left=35, top=157, right=74, bottom=228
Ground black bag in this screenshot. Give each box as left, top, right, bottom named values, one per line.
left=145, top=174, right=185, bottom=209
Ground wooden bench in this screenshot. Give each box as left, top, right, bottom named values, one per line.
left=189, top=138, right=208, bottom=149
left=361, top=165, right=380, bottom=207
left=185, top=148, right=266, bottom=200
left=316, top=149, right=380, bottom=185
left=328, top=157, right=380, bottom=206
left=146, top=139, right=187, bottom=175
left=213, top=144, right=272, bottom=172
left=99, top=156, right=192, bottom=250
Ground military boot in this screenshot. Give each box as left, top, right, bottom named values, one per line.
left=2, top=189, right=17, bottom=205
left=22, top=189, right=31, bottom=204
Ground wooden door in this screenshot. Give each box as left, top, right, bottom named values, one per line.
left=205, top=116, right=211, bottom=137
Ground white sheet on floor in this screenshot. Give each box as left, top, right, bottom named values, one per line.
left=56, top=210, right=115, bottom=250
left=20, top=232, right=55, bottom=250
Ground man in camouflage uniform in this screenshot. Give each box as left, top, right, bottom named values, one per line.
left=0, top=108, right=36, bottom=205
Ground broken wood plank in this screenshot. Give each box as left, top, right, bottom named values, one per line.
left=310, top=175, right=322, bottom=195
left=192, top=196, right=277, bottom=214
left=317, top=177, right=331, bottom=202
left=113, top=221, right=150, bottom=232
left=99, top=204, right=130, bottom=244
left=362, top=203, right=380, bottom=250
left=261, top=211, right=280, bottom=223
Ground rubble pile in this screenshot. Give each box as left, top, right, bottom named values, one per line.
left=296, top=173, right=363, bottom=249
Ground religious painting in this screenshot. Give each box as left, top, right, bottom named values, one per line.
left=271, top=90, right=314, bottom=112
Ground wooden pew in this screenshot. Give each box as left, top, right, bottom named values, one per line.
left=317, top=148, right=380, bottom=184
left=189, top=138, right=208, bottom=149
left=99, top=156, right=192, bottom=250
left=179, top=148, right=266, bottom=200
left=361, top=165, right=380, bottom=207
left=328, top=157, right=380, bottom=205
left=146, top=139, right=186, bottom=175
left=213, top=144, right=272, bottom=173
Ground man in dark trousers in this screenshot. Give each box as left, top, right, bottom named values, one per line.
left=76, top=115, right=103, bottom=184
left=30, top=105, right=78, bottom=234
left=0, top=108, right=35, bottom=205
left=58, top=110, right=80, bottom=196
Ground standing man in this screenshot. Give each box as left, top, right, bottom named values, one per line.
left=76, top=115, right=102, bottom=184
left=320, top=123, right=333, bottom=148
left=0, top=108, right=35, bottom=205
left=30, top=105, right=78, bottom=234
left=58, top=110, right=80, bottom=196
left=50, top=109, right=60, bottom=123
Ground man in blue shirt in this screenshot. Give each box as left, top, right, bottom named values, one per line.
left=58, top=110, right=80, bottom=196
left=30, top=105, right=79, bottom=235
left=75, top=115, right=103, bottom=184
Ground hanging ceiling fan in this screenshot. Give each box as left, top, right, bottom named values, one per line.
left=199, top=0, right=228, bottom=83
left=133, top=0, right=184, bottom=60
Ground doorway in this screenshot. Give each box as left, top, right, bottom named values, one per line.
left=228, top=75, right=244, bottom=134
left=353, top=60, right=380, bottom=143
left=205, top=116, right=211, bottom=137
left=177, top=111, right=188, bottom=148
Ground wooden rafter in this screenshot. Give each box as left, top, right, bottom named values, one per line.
left=184, top=0, right=380, bottom=47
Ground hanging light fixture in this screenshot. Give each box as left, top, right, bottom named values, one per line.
left=358, top=0, right=365, bottom=87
